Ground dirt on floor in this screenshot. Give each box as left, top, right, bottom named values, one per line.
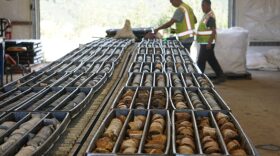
left=215, top=70, right=280, bottom=156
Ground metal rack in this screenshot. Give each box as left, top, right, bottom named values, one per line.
left=0, top=38, right=259, bottom=155
left=0, top=38, right=134, bottom=155
left=85, top=39, right=258, bottom=155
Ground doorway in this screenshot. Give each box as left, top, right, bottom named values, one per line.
left=39, top=0, right=230, bottom=62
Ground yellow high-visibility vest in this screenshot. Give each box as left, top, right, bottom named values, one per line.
left=197, top=10, right=216, bottom=44
left=175, top=3, right=196, bottom=41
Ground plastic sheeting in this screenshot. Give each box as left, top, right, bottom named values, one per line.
left=247, top=47, right=280, bottom=71
left=236, top=0, right=280, bottom=41
left=205, top=27, right=249, bottom=74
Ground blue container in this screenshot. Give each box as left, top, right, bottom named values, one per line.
left=0, top=38, right=4, bottom=87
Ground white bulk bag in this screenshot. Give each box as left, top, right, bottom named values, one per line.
left=205, top=27, right=249, bottom=74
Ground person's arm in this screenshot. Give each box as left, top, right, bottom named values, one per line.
left=154, top=19, right=176, bottom=34
left=194, top=14, right=197, bottom=24
left=206, top=27, right=216, bottom=49
left=206, top=17, right=216, bottom=49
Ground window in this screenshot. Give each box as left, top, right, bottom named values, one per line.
left=40, top=0, right=229, bottom=61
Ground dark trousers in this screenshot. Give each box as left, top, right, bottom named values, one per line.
left=181, top=42, right=192, bottom=52
left=197, top=44, right=224, bottom=77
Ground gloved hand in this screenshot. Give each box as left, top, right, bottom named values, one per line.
left=144, top=32, right=156, bottom=39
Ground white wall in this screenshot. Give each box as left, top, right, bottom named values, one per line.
left=0, top=0, right=32, bottom=39
left=235, top=0, right=280, bottom=41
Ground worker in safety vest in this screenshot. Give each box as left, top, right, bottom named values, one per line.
left=154, top=0, right=197, bottom=51
left=197, top=0, right=225, bottom=84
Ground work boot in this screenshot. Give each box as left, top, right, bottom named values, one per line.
left=213, top=75, right=226, bottom=85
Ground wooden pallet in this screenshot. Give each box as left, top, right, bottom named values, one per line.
left=206, top=72, right=252, bottom=80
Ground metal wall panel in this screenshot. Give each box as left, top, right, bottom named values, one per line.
left=0, top=0, right=32, bottom=39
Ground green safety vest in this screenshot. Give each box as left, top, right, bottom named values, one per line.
left=175, top=3, right=196, bottom=41
left=197, top=10, right=216, bottom=44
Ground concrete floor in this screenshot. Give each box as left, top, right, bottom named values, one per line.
left=215, top=70, right=280, bottom=156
